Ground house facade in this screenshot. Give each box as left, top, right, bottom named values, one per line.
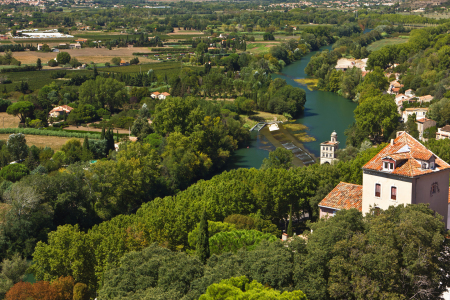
left=319, top=132, right=450, bottom=229
left=436, top=125, right=450, bottom=140
left=402, top=107, right=428, bottom=123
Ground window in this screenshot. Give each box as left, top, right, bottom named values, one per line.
left=431, top=162, right=435, bottom=169
left=384, top=162, right=388, bottom=169
left=375, top=183, right=381, bottom=197
left=391, top=186, right=397, bottom=200
left=422, top=162, right=427, bottom=169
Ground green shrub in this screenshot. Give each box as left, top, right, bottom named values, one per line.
left=73, top=282, right=90, bottom=300
left=0, top=99, right=11, bottom=112
left=0, top=128, right=101, bottom=139
left=0, top=163, right=29, bottom=182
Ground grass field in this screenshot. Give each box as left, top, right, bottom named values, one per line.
left=0, top=134, right=81, bottom=150
left=3, top=70, right=93, bottom=93
left=0, top=113, right=19, bottom=128
left=367, top=37, right=409, bottom=52
left=12, top=47, right=154, bottom=65
left=247, top=42, right=278, bottom=54
left=106, top=62, right=202, bottom=75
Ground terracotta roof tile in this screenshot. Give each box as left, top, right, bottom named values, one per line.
left=318, top=182, right=362, bottom=211
left=363, top=132, right=450, bottom=177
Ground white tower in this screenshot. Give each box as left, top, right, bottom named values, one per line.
left=320, top=131, right=339, bottom=164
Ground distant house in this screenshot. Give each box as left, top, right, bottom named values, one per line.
left=395, top=94, right=409, bottom=105
left=418, top=95, right=433, bottom=103
left=37, top=44, right=44, bottom=50
left=158, top=92, right=170, bottom=100
left=416, top=118, right=436, bottom=141
left=151, top=92, right=160, bottom=99
left=49, top=105, right=74, bottom=118
left=120, top=60, right=129, bottom=66
left=436, top=125, right=450, bottom=140
left=405, top=89, right=415, bottom=97
left=69, top=43, right=81, bottom=49
left=402, top=107, right=428, bottom=123
left=75, top=38, right=88, bottom=43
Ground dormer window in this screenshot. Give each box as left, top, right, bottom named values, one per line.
left=431, top=162, right=435, bottom=170
left=422, top=162, right=428, bottom=169
left=383, top=160, right=395, bottom=171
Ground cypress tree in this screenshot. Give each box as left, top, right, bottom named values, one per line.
left=197, top=210, right=210, bottom=264
left=83, top=136, right=90, bottom=151
left=287, top=204, right=293, bottom=237
left=101, top=127, right=105, bottom=139
left=81, top=136, right=93, bottom=161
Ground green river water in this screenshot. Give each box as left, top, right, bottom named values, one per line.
left=229, top=44, right=358, bottom=169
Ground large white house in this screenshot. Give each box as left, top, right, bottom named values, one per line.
left=319, top=132, right=450, bottom=229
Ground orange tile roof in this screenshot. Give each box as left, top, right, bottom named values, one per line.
left=363, top=132, right=450, bottom=177
left=318, top=182, right=362, bottom=211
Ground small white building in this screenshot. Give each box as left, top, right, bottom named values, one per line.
left=436, top=125, right=450, bottom=140
left=158, top=92, right=171, bottom=100
left=405, top=89, right=415, bottom=98
left=320, top=131, right=339, bottom=165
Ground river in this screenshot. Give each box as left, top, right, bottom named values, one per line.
left=229, top=44, right=358, bottom=169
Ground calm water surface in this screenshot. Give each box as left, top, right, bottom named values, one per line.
left=229, top=44, right=358, bottom=169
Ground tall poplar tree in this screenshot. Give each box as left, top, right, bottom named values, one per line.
left=197, top=210, right=210, bottom=264
left=287, top=204, right=293, bottom=237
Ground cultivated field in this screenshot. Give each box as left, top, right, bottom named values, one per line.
left=0, top=113, right=20, bottom=128
left=0, top=134, right=82, bottom=150
left=247, top=42, right=278, bottom=54
left=13, top=47, right=155, bottom=65
left=168, top=29, right=205, bottom=35
left=367, top=37, right=409, bottom=52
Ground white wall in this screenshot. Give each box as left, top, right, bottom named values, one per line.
left=362, top=171, right=413, bottom=215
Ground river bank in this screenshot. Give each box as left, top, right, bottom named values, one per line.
left=228, top=43, right=358, bottom=169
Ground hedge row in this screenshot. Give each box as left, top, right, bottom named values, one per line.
left=0, top=66, right=38, bottom=73
left=149, top=48, right=193, bottom=53
left=0, top=128, right=102, bottom=139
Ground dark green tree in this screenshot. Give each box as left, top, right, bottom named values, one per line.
left=287, top=204, right=293, bottom=237
left=197, top=210, right=210, bottom=264
left=36, top=58, right=42, bottom=71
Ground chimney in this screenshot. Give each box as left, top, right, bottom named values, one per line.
left=391, top=139, right=394, bottom=146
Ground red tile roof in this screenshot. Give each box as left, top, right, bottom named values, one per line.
left=318, top=182, right=362, bottom=211
left=363, top=132, right=450, bottom=177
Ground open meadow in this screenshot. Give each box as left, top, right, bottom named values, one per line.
left=367, top=36, right=409, bottom=52
left=0, top=134, right=82, bottom=150
left=13, top=47, right=155, bottom=65
left=0, top=113, right=20, bottom=128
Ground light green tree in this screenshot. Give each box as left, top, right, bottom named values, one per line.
left=261, top=147, right=293, bottom=170
left=6, top=101, right=34, bottom=123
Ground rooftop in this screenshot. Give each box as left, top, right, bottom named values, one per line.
left=440, top=125, right=450, bottom=133
left=318, top=182, right=362, bottom=211
left=363, top=132, right=450, bottom=177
